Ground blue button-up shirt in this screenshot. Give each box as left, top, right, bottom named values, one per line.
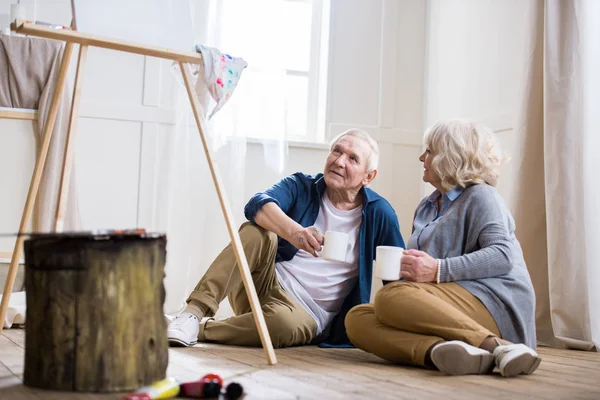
left=407, top=186, right=465, bottom=251
left=244, top=172, right=405, bottom=347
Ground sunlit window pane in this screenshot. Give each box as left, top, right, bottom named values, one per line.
left=283, top=1, right=312, bottom=72
left=220, top=0, right=287, bottom=67
left=286, top=75, right=308, bottom=137
left=205, top=0, right=326, bottom=142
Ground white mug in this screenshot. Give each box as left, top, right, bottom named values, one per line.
left=374, top=245, right=403, bottom=280
left=321, top=231, right=349, bottom=262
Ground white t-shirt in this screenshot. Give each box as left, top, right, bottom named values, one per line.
left=276, top=192, right=362, bottom=335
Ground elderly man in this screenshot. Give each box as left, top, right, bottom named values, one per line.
left=167, top=129, right=405, bottom=348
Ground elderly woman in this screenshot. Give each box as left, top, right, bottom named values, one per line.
left=167, top=128, right=405, bottom=349
left=345, top=120, right=541, bottom=377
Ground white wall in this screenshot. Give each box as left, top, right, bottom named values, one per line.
left=0, top=119, right=36, bottom=250
left=328, top=0, right=427, bottom=241
left=425, top=0, right=532, bottom=207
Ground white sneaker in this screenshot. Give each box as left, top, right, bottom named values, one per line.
left=430, top=341, right=495, bottom=375
left=493, top=343, right=541, bottom=377
left=167, top=313, right=200, bottom=347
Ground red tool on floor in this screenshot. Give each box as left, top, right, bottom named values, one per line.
left=123, top=373, right=244, bottom=400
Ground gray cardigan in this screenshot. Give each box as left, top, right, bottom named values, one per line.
left=407, top=184, right=536, bottom=348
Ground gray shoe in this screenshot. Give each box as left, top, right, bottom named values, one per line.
left=167, top=312, right=199, bottom=347
left=430, top=341, right=495, bottom=375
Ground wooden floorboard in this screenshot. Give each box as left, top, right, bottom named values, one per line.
left=2, top=328, right=25, bottom=348
left=1, top=329, right=599, bottom=399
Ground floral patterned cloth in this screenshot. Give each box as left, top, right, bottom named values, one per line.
left=195, top=44, right=247, bottom=119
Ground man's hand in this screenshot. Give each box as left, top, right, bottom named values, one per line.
left=290, top=226, right=324, bottom=257
left=401, top=249, right=438, bottom=282
left=254, top=203, right=324, bottom=257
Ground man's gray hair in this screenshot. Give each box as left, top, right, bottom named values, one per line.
left=329, top=128, right=379, bottom=172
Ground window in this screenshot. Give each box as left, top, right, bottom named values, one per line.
left=210, top=0, right=330, bottom=143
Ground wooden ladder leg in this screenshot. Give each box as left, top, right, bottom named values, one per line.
left=54, top=45, right=88, bottom=232
left=178, top=62, right=277, bottom=365
left=0, top=42, right=74, bottom=335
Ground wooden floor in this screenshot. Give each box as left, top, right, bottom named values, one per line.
left=1, top=328, right=599, bottom=399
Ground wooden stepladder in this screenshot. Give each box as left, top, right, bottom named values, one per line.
left=0, top=20, right=277, bottom=365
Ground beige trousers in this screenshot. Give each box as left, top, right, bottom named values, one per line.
left=187, top=222, right=317, bottom=348
left=345, top=281, right=502, bottom=366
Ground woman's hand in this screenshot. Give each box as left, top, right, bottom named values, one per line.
left=401, top=249, right=439, bottom=282
left=290, top=226, right=324, bottom=257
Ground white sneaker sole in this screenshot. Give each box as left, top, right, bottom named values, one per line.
left=431, top=342, right=495, bottom=375
left=500, top=351, right=542, bottom=377
left=168, top=337, right=197, bottom=347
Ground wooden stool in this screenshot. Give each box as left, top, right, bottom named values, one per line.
left=23, top=232, right=168, bottom=392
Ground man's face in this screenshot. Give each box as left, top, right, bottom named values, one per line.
left=323, top=136, right=375, bottom=192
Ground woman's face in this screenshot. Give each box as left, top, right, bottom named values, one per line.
left=418, top=147, right=442, bottom=187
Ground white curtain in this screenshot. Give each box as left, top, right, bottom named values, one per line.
left=544, top=0, right=600, bottom=350
left=157, top=0, right=289, bottom=315
left=514, top=0, right=600, bottom=350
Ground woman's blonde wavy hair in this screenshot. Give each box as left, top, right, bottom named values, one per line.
left=424, top=119, right=507, bottom=190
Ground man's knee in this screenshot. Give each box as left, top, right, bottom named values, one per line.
left=263, top=310, right=312, bottom=348
left=239, top=222, right=277, bottom=249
